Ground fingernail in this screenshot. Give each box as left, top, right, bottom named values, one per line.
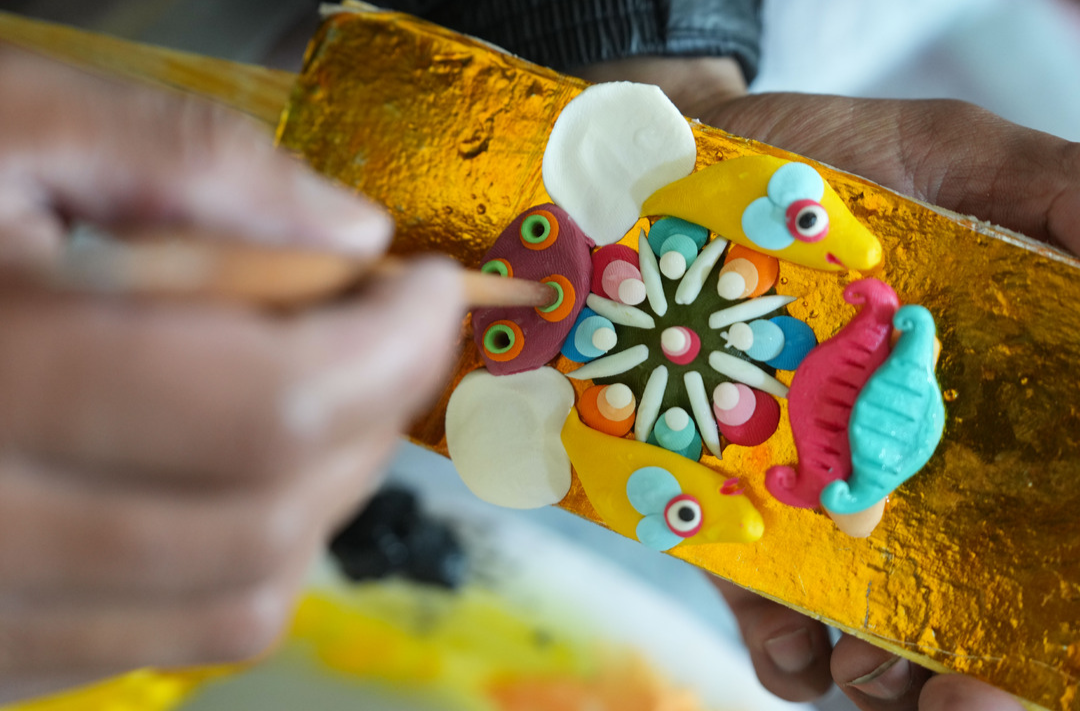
left=764, top=628, right=815, bottom=673
left=847, top=656, right=913, bottom=700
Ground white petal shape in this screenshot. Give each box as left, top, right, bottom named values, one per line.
left=637, top=228, right=668, bottom=317
left=708, top=351, right=790, bottom=399
left=542, top=82, right=697, bottom=246
left=684, top=370, right=722, bottom=458
left=567, top=344, right=649, bottom=380
left=709, top=294, right=796, bottom=330
left=586, top=293, right=656, bottom=330
left=675, top=236, right=728, bottom=305
left=446, top=367, right=574, bottom=509
left=635, top=364, right=669, bottom=442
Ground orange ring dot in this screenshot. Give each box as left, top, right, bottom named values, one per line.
left=481, top=258, right=513, bottom=278
left=482, top=320, right=525, bottom=362
left=520, top=209, right=560, bottom=250
left=536, top=274, right=575, bottom=322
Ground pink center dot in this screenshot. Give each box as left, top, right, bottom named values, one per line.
left=661, top=326, right=701, bottom=365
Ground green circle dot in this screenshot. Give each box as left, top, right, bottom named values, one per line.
left=484, top=324, right=516, bottom=354
left=481, top=260, right=509, bottom=277
left=521, top=214, right=552, bottom=244
left=538, top=281, right=564, bottom=313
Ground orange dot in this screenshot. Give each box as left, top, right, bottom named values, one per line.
left=482, top=320, right=525, bottom=362
left=725, top=244, right=779, bottom=298
left=536, top=274, right=576, bottom=322
left=578, top=385, right=635, bottom=436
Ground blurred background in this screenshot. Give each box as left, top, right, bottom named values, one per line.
left=0, top=1, right=1077, bottom=710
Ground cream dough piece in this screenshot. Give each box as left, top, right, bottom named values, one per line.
left=542, top=82, right=697, bottom=246
left=446, top=367, right=574, bottom=509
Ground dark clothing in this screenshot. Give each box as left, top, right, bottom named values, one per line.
left=380, top=0, right=762, bottom=81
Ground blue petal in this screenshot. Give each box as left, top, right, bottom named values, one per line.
left=626, top=466, right=681, bottom=515
left=741, top=197, right=795, bottom=251
left=636, top=514, right=685, bottom=551
left=765, top=316, right=818, bottom=371
left=573, top=314, right=616, bottom=359
left=767, top=162, right=825, bottom=206
left=560, top=308, right=599, bottom=363
left=745, top=319, right=785, bottom=362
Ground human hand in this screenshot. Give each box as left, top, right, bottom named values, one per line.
left=578, top=56, right=1080, bottom=710
left=0, top=48, right=464, bottom=702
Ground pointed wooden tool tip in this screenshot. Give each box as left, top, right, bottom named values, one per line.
left=462, top=273, right=558, bottom=308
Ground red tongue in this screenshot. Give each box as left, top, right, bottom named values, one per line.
left=826, top=253, right=845, bottom=268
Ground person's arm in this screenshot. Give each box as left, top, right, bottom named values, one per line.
left=0, top=46, right=464, bottom=703
left=381, top=0, right=761, bottom=87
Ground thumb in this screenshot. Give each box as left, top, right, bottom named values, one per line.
left=706, top=93, right=1080, bottom=254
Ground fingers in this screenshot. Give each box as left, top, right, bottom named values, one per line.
left=919, top=675, right=1025, bottom=711
left=710, top=576, right=833, bottom=702
left=0, top=259, right=463, bottom=483
left=705, top=94, right=1080, bottom=253
left=0, top=451, right=316, bottom=598
left=0, top=585, right=290, bottom=676
left=830, top=634, right=932, bottom=710
left=0, top=46, right=391, bottom=258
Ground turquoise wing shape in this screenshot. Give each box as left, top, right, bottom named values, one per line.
left=821, top=305, right=946, bottom=514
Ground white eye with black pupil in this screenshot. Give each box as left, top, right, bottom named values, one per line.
left=664, top=494, right=703, bottom=537
left=785, top=199, right=829, bottom=242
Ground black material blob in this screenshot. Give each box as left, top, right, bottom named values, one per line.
left=329, top=487, right=467, bottom=590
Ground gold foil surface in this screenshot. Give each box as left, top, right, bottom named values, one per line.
left=277, top=9, right=1080, bottom=709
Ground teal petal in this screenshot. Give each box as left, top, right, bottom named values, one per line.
left=626, top=466, right=681, bottom=515
left=648, top=217, right=709, bottom=254
left=767, top=162, right=825, bottom=206
left=741, top=197, right=794, bottom=251
left=660, top=234, right=699, bottom=265
left=636, top=514, right=684, bottom=551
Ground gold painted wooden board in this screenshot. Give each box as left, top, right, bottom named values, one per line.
left=277, top=8, right=1080, bottom=710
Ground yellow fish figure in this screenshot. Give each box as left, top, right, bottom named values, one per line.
left=562, top=409, right=763, bottom=549
left=641, top=156, right=883, bottom=272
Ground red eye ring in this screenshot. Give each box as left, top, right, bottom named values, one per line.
left=785, top=199, right=829, bottom=243
left=664, top=494, right=703, bottom=538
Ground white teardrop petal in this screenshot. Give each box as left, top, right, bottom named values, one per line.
left=685, top=370, right=722, bottom=458
left=708, top=351, right=790, bottom=398
left=567, top=344, right=650, bottom=380
left=586, top=293, right=656, bottom=330
left=674, top=236, right=728, bottom=305
left=709, top=295, right=797, bottom=330
left=637, top=228, right=668, bottom=317
left=635, top=365, right=669, bottom=442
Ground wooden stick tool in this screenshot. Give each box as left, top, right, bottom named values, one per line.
left=13, top=234, right=557, bottom=310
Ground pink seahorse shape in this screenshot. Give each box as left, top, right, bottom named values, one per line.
left=765, top=278, right=899, bottom=509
